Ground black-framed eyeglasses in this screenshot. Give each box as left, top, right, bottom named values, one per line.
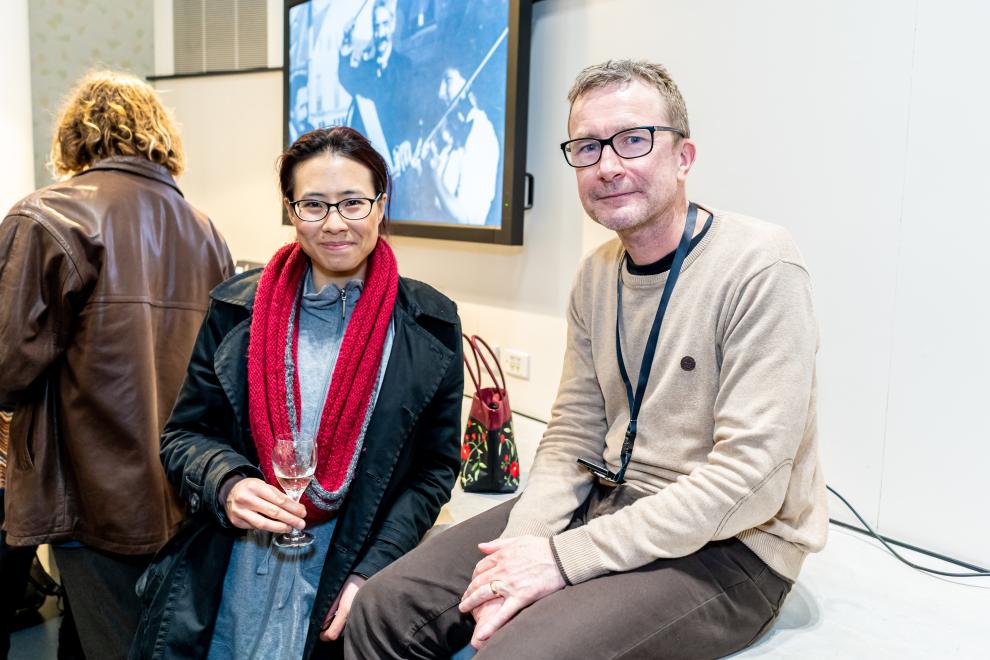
left=288, top=192, right=383, bottom=222
left=560, top=125, right=686, bottom=168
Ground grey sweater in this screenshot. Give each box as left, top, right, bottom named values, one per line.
left=501, top=208, right=828, bottom=583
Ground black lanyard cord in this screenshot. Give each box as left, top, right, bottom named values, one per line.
left=611, top=202, right=698, bottom=483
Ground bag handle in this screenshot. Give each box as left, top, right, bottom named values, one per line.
left=462, top=333, right=483, bottom=395
left=468, top=335, right=507, bottom=395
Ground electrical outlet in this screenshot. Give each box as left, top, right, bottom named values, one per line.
left=502, top=349, right=530, bottom=380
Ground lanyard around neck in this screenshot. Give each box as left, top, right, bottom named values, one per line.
left=611, top=202, right=698, bottom=483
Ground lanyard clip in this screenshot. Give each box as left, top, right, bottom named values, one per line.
left=621, top=426, right=637, bottom=455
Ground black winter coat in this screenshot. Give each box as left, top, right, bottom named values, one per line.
left=130, top=270, right=463, bottom=659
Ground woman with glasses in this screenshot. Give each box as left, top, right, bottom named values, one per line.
left=132, top=126, right=464, bottom=660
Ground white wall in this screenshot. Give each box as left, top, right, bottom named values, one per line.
left=678, top=0, right=915, bottom=547
left=153, top=0, right=174, bottom=77
left=0, top=0, right=35, bottom=212
left=153, top=71, right=294, bottom=262
left=156, top=0, right=990, bottom=566
left=1, top=0, right=44, bottom=576
left=876, top=0, right=990, bottom=566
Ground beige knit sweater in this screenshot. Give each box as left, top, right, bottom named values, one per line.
left=501, top=209, right=828, bottom=583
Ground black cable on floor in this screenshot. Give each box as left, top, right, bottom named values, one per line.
left=828, top=519, right=990, bottom=574
left=826, top=484, right=990, bottom=578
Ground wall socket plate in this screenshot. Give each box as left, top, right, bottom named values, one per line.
left=502, top=348, right=530, bottom=380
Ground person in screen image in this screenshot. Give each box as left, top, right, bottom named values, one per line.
left=131, top=126, right=464, bottom=660
left=427, top=66, right=500, bottom=226
left=0, top=70, right=233, bottom=660
left=290, top=71, right=317, bottom=143
left=343, top=59, right=827, bottom=659
left=338, top=0, right=418, bottom=171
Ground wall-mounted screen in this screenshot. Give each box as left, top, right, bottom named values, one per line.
left=285, top=0, right=532, bottom=244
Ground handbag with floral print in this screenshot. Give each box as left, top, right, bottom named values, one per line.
left=459, top=334, right=519, bottom=493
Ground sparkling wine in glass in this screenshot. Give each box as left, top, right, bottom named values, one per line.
left=272, top=432, right=316, bottom=548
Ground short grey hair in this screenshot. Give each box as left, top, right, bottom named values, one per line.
left=567, top=59, right=690, bottom=138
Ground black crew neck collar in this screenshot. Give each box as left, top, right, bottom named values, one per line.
left=626, top=213, right=713, bottom=276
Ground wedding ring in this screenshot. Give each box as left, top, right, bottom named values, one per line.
left=489, top=581, right=501, bottom=597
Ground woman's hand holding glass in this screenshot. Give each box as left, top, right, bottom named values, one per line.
left=271, top=432, right=317, bottom=547
left=224, top=477, right=307, bottom=534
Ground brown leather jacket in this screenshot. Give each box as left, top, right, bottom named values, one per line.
left=0, top=156, right=233, bottom=554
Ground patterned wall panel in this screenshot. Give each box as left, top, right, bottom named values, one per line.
left=174, top=0, right=267, bottom=75
left=28, top=0, right=154, bottom=187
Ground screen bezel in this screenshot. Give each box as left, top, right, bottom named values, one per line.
left=283, top=0, right=532, bottom=245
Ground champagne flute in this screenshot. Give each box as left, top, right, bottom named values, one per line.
left=272, top=432, right=317, bottom=548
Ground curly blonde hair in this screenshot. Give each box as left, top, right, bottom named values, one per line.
left=49, top=70, right=186, bottom=178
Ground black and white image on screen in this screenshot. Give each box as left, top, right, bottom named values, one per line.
left=288, top=0, right=509, bottom=227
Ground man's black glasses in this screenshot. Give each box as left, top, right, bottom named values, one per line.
left=560, top=125, right=686, bottom=168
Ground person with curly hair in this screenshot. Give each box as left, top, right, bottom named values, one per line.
left=0, top=70, right=233, bottom=660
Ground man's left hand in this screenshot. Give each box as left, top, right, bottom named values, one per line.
left=458, top=536, right=566, bottom=648
left=320, top=574, right=366, bottom=641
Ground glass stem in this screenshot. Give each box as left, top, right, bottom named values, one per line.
left=288, top=494, right=304, bottom=539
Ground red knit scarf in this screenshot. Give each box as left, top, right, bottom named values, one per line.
left=247, top=239, right=398, bottom=522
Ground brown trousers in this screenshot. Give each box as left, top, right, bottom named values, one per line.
left=344, top=495, right=791, bottom=660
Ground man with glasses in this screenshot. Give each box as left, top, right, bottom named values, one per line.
left=345, top=59, right=826, bottom=659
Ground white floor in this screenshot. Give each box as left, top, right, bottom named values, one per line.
left=443, top=399, right=990, bottom=659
